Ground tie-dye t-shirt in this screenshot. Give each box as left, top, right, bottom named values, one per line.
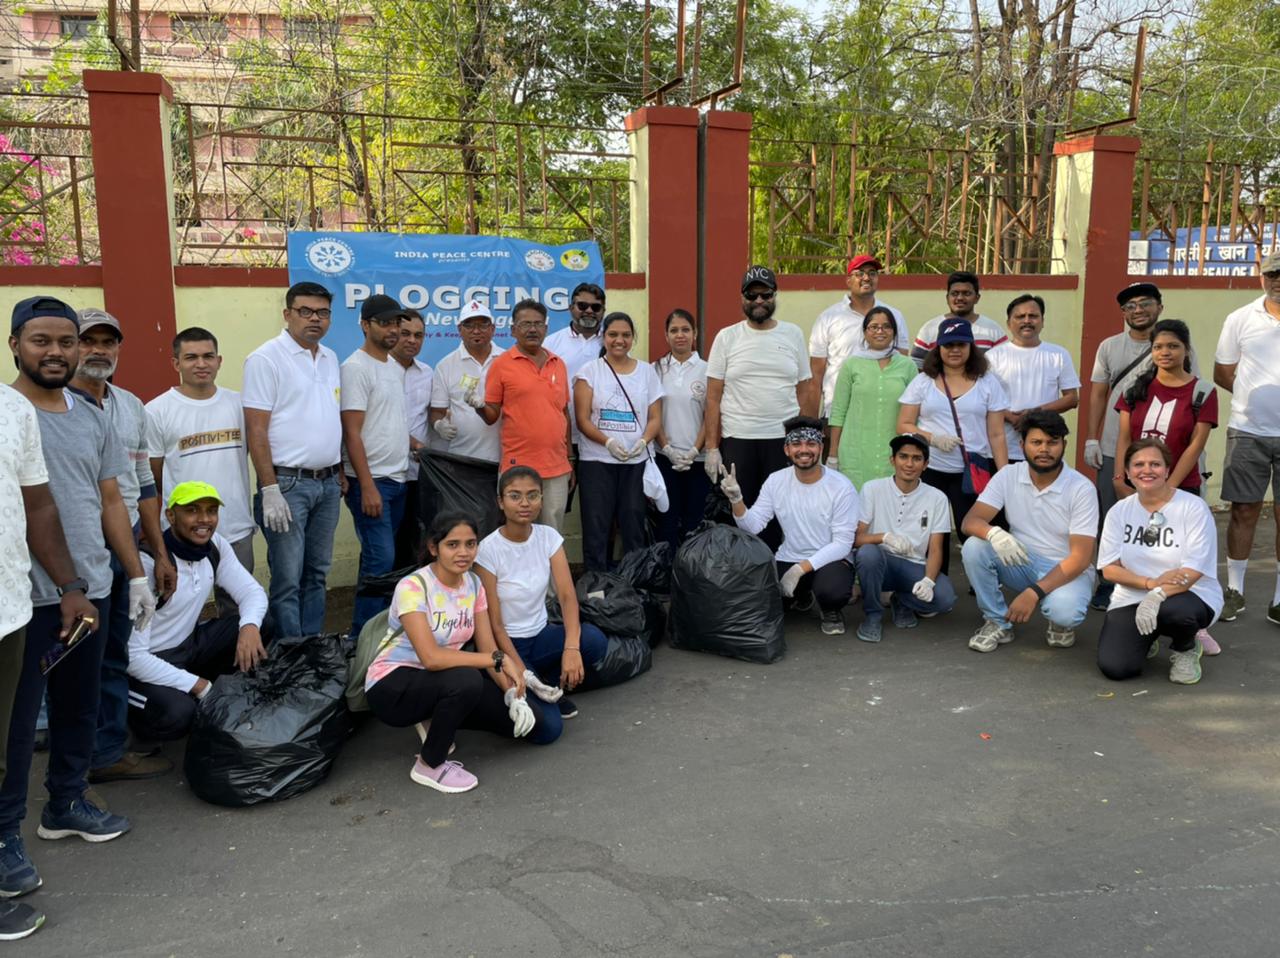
left=365, top=566, right=488, bottom=689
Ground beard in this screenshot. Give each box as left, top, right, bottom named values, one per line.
left=1027, top=454, right=1064, bottom=475
left=22, top=357, right=76, bottom=388
left=76, top=358, right=116, bottom=381
left=744, top=300, right=777, bottom=324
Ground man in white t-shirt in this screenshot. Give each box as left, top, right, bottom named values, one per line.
left=1214, top=250, right=1280, bottom=625
left=984, top=294, right=1081, bottom=461
left=429, top=299, right=501, bottom=463
left=808, top=253, right=908, bottom=417
left=853, top=433, right=957, bottom=642
left=721, top=416, right=859, bottom=635
left=242, top=281, right=343, bottom=640
left=911, top=271, right=1006, bottom=369
left=341, top=294, right=410, bottom=636
left=705, top=266, right=812, bottom=551
left=147, top=327, right=254, bottom=580
left=961, top=410, right=1098, bottom=652
left=391, top=309, right=432, bottom=568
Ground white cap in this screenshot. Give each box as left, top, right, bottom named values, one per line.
left=459, top=299, right=493, bottom=322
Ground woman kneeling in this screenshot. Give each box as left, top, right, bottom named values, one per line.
left=365, top=512, right=562, bottom=794
left=1096, top=439, right=1223, bottom=685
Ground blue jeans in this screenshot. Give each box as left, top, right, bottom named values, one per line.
left=345, top=477, right=407, bottom=635
left=256, top=473, right=342, bottom=638
left=512, top=622, right=609, bottom=688
left=855, top=544, right=957, bottom=621
left=92, top=555, right=132, bottom=767
left=0, top=599, right=110, bottom=834
left=961, top=537, right=1093, bottom=631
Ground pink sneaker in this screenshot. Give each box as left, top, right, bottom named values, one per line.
left=1196, top=629, right=1221, bottom=656
left=410, top=758, right=477, bottom=793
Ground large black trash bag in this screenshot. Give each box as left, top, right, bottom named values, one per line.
left=670, top=524, right=786, bottom=663
left=575, top=635, right=652, bottom=691
left=703, top=486, right=735, bottom=525
left=420, top=450, right=502, bottom=540
left=614, top=543, right=674, bottom=596
left=356, top=565, right=417, bottom=600
left=546, top=571, right=647, bottom=640
left=184, top=633, right=352, bottom=807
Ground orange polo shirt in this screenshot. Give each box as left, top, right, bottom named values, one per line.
left=485, top=345, right=571, bottom=478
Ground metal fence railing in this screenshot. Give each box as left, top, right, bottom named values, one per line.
left=172, top=101, right=634, bottom=270
left=749, top=135, right=1059, bottom=275
left=0, top=91, right=97, bottom=266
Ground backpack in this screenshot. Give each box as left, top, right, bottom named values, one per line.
left=1191, top=378, right=1214, bottom=482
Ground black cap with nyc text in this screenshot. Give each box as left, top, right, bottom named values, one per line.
left=741, top=265, right=778, bottom=293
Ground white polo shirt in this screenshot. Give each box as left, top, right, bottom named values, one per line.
left=809, top=297, right=909, bottom=414
left=857, top=476, right=952, bottom=563
left=544, top=325, right=604, bottom=379
left=1215, top=294, right=1280, bottom=437
left=985, top=341, right=1081, bottom=458
left=976, top=461, right=1098, bottom=563
left=241, top=330, right=342, bottom=470
left=429, top=343, right=502, bottom=463
left=653, top=352, right=708, bottom=461
left=402, top=358, right=433, bottom=479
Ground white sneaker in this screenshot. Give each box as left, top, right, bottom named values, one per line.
left=1169, top=644, right=1203, bottom=685
left=969, top=620, right=1013, bottom=653
left=1147, top=639, right=1159, bottom=659
left=1045, top=625, right=1076, bottom=648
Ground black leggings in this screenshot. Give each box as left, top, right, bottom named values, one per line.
left=776, top=560, right=854, bottom=613
left=722, top=436, right=789, bottom=551
left=1097, top=592, right=1213, bottom=681
left=365, top=666, right=560, bottom=766
left=922, top=468, right=974, bottom=576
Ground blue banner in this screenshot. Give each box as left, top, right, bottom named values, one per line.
left=286, top=232, right=606, bottom=366
left=1129, top=226, right=1277, bottom=277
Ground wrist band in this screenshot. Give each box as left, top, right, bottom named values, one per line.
left=1028, top=583, right=1047, bottom=600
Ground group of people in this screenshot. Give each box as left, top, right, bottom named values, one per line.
left=2, top=249, right=1279, bottom=940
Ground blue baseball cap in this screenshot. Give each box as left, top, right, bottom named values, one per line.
left=936, top=317, right=975, bottom=345
left=11, top=296, right=78, bottom=335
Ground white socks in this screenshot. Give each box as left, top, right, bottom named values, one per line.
left=1226, top=558, right=1248, bottom=593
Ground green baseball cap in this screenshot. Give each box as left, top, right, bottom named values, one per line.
left=167, top=481, right=223, bottom=509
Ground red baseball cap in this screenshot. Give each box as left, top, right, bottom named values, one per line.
left=847, top=254, right=883, bottom=273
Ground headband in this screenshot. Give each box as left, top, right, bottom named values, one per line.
left=785, top=427, right=823, bottom=446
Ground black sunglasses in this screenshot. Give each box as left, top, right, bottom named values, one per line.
left=744, top=291, right=775, bottom=302
left=573, top=301, right=603, bottom=312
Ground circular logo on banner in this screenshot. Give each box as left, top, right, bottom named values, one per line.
left=561, top=248, right=590, bottom=271
left=306, top=237, right=355, bottom=276
left=524, top=249, right=556, bottom=272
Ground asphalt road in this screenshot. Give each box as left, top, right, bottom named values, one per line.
left=13, top=520, right=1280, bottom=957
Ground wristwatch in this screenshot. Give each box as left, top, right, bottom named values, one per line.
left=491, top=650, right=505, bottom=673
left=57, top=577, right=89, bottom=597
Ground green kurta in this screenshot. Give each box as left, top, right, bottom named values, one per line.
left=828, top=353, right=919, bottom=489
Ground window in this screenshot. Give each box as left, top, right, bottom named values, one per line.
left=173, top=17, right=229, bottom=43
left=284, top=18, right=334, bottom=45
left=60, top=15, right=98, bottom=41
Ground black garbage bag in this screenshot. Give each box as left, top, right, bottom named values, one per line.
left=420, top=450, right=502, bottom=539
left=703, top=486, right=735, bottom=525
left=546, top=571, right=647, bottom=640
left=185, top=633, right=352, bottom=807
left=670, top=524, right=786, bottom=663
left=640, top=592, right=668, bottom=648
left=356, top=565, right=417, bottom=600
left=614, top=543, right=674, bottom=596
left=575, top=635, right=652, bottom=691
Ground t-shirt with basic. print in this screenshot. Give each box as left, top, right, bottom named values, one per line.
left=366, top=565, right=488, bottom=689
left=897, top=373, right=1009, bottom=473
left=1115, top=377, right=1218, bottom=490
left=574, top=358, right=665, bottom=464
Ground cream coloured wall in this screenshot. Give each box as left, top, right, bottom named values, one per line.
left=0, top=286, right=105, bottom=319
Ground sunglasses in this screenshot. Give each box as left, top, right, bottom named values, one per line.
left=744, top=291, right=775, bottom=302
left=1141, top=510, right=1167, bottom=547
left=573, top=302, right=603, bottom=312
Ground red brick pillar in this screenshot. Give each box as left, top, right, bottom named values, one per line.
left=624, top=107, right=700, bottom=358
left=699, top=111, right=753, bottom=346
left=84, top=71, right=178, bottom=399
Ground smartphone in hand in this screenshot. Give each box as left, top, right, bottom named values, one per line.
left=39, top=615, right=96, bottom=675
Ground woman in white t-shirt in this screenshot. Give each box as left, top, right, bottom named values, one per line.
left=896, top=318, right=1009, bottom=573
left=573, top=312, right=665, bottom=571
left=654, top=308, right=710, bottom=552
left=364, top=512, right=562, bottom=795
left=1096, top=439, right=1223, bottom=686
left=476, top=467, right=611, bottom=721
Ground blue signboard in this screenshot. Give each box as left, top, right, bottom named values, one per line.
left=286, top=232, right=606, bottom=365
left=1129, top=226, right=1278, bottom=277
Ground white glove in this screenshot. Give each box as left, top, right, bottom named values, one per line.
left=779, top=563, right=805, bottom=598
left=628, top=439, right=648, bottom=460
left=881, top=533, right=912, bottom=556
left=128, top=577, right=156, bottom=632
left=825, top=457, right=839, bottom=470
left=912, top=576, right=935, bottom=603
left=930, top=432, right=961, bottom=453
left=673, top=448, right=698, bottom=472
left=1084, top=439, right=1104, bottom=470
left=432, top=417, right=459, bottom=441
left=260, top=483, right=292, bottom=534
left=605, top=437, right=632, bottom=462
left=463, top=383, right=486, bottom=409
left=523, top=669, right=563, bottom=703
left=503, top=687, right=535, bottom=738
left=661, top=443, right=680, bottom=463
left=718, top=463, right=743, bottom=504
left=986, top=527, right=1030, bottom=566
left=704, top=447, right=723, bottom=482
left=1135, top=587, right=1166, bottom=636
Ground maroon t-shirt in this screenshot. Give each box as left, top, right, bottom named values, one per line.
left=1116, top=377, right=1218, bottom=489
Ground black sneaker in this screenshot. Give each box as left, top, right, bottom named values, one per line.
left=558, top=698, right=579, bottom=720
left=790, top=592, right=815, bottom=613
left=0, top=901, right=44, bottom=941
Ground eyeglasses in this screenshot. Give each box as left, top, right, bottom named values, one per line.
left=851, top=269, right=879, bottom=278
left=1264, top=270, right=1280, bottom=280
left=573, top=301, right=603, bottom=312
left=744, top=291, right=775, bottom=302
left=291, top=306, right=332, bottom=320
left=503, top=490, right=543, bottom=504
left=865, top=323, right=895, bottom=333
left=368, top=316, right=402, bottom=327
left=514, top=320, right=547, bottom=330
left=1141, top=510, right=1167, bottom=546
left=1120, top=298, right=1159, bottom=312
